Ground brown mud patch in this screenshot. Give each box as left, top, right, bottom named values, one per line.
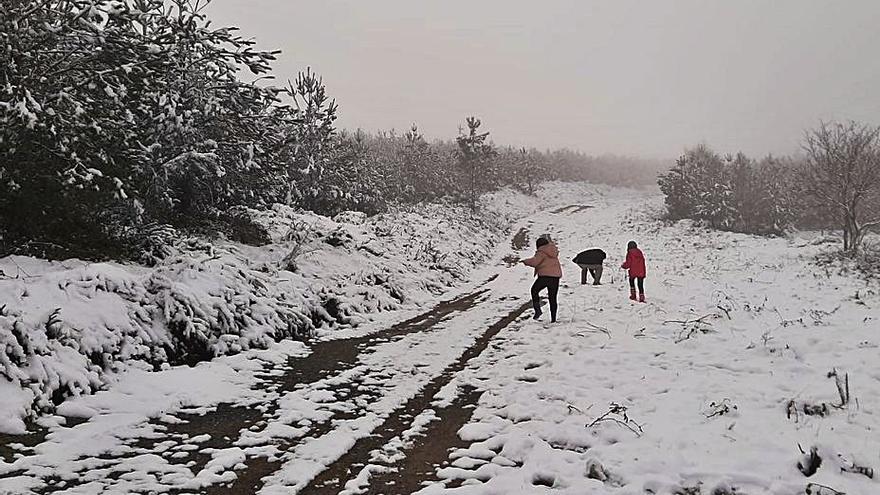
left=511, top=227, right=530, bottom=251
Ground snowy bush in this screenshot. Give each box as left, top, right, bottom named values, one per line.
left=658, top=145, right=796, bottom=235
left=0, top=195, right=512, bottom=427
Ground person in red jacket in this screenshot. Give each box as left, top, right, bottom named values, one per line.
left=521, top=236, right=563, bottom=322
left=620, top=240, right=646, bottom=302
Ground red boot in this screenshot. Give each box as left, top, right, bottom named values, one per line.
left=629, top=288, right=637, bottom=301
left=639, top=293, right=646, bottom=303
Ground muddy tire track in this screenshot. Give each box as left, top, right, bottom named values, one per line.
left=551, top=204, right=593, bottom=214
left=6, top=289, right=490, bottom=495
left=301, top=300, right=531, bottom=494
left=364, top=385, right=483, bottom=494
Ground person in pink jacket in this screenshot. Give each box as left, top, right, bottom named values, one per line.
left=521, top=236, right=563, bottom=322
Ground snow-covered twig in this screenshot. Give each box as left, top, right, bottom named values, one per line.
left=838, top=453, right=874, bottom=479
left=774, top=308, right=803, bottom=327
left=663, top=313, right=715, bottom=325
left=7, top=257, right=35, bottom=279
left=586, top=402, right=643, bottom=437
left=827, top=369, right=850, bottom=408
left=805, top=482, right=845, bottom=495
left=704, top=398, right=737, bottom=418
left=566, top=403, right=584, bottom=414
left=575, top=321, right=611, bottom=339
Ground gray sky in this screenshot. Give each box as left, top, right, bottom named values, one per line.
left=207, top=0, right=880, bottom=158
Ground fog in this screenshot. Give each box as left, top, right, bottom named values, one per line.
left=207, top=0, right=880, bottom=158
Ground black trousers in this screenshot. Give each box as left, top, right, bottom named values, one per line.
left=629, top=276, right=645, bottom=294
left=531, top=276, right=560, bottom=321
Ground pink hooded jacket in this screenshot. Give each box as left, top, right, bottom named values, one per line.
left=522, top=243, right=563, bottom=278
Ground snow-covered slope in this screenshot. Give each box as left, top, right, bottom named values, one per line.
left=0, top=183, right=596, bottom=434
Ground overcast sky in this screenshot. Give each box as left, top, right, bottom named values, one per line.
left=207, top=1, right=880, bottom=158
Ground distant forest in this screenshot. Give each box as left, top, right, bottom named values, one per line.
left=0, top=1, right=663, bottom=261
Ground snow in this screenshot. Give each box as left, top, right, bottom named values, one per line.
left=409, top=194, right=879, bottom=495
left=2, top=182, right=876, bottom=495
left=0, top=380, right=33, bottom=434
left=0, top=187, right=553, bottom=432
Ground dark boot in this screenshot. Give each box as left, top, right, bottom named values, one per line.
left=629, top=288, right=637, bottom=301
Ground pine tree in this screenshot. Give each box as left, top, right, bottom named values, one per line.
left=282, top=69, right=339, bottom=210
left=0, top=0, right=285, bottom=258
left=456, top=117, right=496, bottom=210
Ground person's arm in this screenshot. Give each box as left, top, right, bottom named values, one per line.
left=522, top=252, right=544, bottom=267
left=621, top=252, right=631, bottom=269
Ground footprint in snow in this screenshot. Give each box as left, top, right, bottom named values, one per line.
left=516, top=375, right=539, bottom=383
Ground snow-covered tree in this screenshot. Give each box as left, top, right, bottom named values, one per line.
left=282, top=69, right=338, bottom=210
left=456, top=117, right=496, bottom=210
left=310, top=130, right=386, bottom=216
left=514, top=147, right=546, bottom=195
left=659, top=145, right=734, bottom=228
left=0, top=0, right=286, bottom=258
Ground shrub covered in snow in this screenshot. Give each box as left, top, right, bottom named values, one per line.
left=658, top=145, right=797, bottom=236
left=0, top=194, right=516, bottom=432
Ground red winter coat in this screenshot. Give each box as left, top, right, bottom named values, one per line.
left=621, top=248, right=646, bottom=278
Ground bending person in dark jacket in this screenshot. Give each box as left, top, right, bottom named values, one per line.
left=572, top=248, right=606, bottom=285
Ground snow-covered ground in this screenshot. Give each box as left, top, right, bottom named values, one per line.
left=409, top=197, right=879, bottom=495
left=0, top=185, right=579, bottom=434
left=2, top=183, right=877, bottom=495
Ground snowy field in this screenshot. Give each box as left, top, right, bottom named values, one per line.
left=413, top=196, right=879, bottom=495
left=1, top=183, right=878, bottom=495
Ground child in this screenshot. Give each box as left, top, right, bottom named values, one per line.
left=621, top=240, right=646, bottom=302
left=521, top=236, right=563, bottom=322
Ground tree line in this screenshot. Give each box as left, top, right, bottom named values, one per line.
left=0, top=0, right=663, bottom=262
left=659, top=121, right=880, bottom=253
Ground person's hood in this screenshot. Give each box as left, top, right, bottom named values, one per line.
left=538, top=243, right=559, bottom=259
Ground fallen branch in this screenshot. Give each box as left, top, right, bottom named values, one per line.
left=663, top=313, right=715, bottom=325
left=674, top=324, right=715, bottom=344
left=576, top=321, right=611, bottom=339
